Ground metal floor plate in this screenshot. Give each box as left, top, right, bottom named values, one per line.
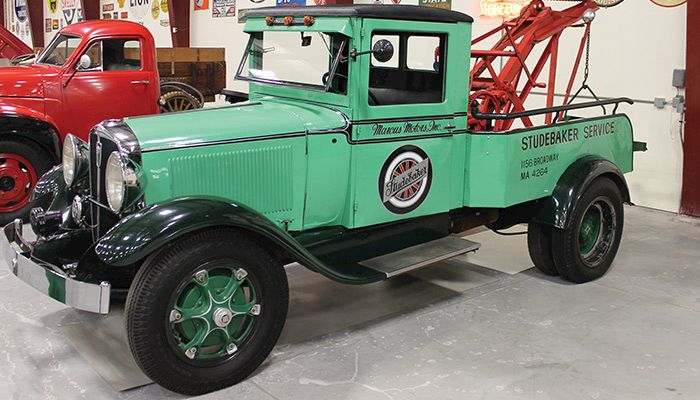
left=360, top=236, right=481, bottom=277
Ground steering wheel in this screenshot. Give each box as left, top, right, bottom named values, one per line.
left=11, top=53, right=35, bottom=65
left=368, top=90, right=380, bottom=106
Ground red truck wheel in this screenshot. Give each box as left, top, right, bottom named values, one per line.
left=0, top=140, right=53, bottom=224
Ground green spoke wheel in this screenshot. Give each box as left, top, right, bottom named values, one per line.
left=551, top=178, right=624, bottom=283
left=577, top=198, right=616, bottom=267
left=125, top=228, right=288, bottom=395
left=168, top=265, right=261, bottom=362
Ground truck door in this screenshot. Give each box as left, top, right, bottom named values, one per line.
left=349, top=19, right=468, bottom=229
left=62, top=37, right=160, bottom=140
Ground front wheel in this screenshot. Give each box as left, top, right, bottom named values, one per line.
left=125, top=228, right=289, bottom=395
left=0, top=139, right=53, bottom=225
left=551, top=178, right=624, bottom=283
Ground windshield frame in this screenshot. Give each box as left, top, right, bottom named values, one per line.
left=235, top=31, right=348, bottom=93
left=36, top=33, right=82, bottom=66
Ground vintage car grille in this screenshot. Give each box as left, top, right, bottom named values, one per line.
left=89, top=131, right=119, bottom=239
left=88, top=120, right=142, bottom=239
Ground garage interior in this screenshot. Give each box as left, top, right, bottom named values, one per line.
left=1, top=0, right=698, bottom=399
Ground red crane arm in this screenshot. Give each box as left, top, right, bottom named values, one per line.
left=468, top=0, right=600, bottom=132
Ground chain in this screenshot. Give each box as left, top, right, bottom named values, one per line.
left=582, top=26, right=591, bottom=85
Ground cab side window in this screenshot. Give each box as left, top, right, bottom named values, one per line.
left=369, top=32, right=446, bottom=106
left=80, top=39, right=142, bottom=71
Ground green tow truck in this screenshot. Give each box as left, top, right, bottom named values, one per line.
left=2, top=4, right=641, bottom=395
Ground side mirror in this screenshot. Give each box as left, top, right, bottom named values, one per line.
left=76, top=54, right=91, bottom=70
left=301, top=32, right=312, bottom=47
left=372, top=39, right=394, bottom=63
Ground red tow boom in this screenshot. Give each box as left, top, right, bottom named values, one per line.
left=468, top=0, right=599, bottom=131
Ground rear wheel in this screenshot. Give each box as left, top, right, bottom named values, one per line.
left=125, top=228, right=288, bottom=395
left=527, top=222, right=558, bottom=276
left=551, top=178, right=624, bottom=283
left=0, top=139, right=53, bottom=225
left=159, top=90, right=202, bottom=113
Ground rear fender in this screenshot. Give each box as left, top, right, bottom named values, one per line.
left=531, top=156, right=631, bottom=229
left=94, top=197, right=383, bottom=285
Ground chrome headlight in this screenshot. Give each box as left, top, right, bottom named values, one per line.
left=62, top=134, right=88, bottom=186
left=105, top=151, right=138, bottom=213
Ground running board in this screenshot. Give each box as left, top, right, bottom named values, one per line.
left=359, top=236, right=481, bottom=278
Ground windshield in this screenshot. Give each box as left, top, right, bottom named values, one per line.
left=37, top=34, right=82, bottom=66
left=237, top=31, right=349, bottom=94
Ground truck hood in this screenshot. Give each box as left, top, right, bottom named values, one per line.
left=125, top=98, right=348, bottom=153
left=0, top=65, right=45, bottom=98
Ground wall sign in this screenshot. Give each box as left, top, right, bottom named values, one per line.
left=194, top=0, right=209, bottom=10
left=650, top=0, right=686, bottom=7
left=151, top=0, right=159, bottom=19
left=276, top=0, right=305, bottom=6
left=62, top=0, right=83, bottom=25
left=213, top=0, right=236, bottom=17
left=14, top=0, right=28, bottom=23
left=419, top=0, right=450, bottom=9
left=48, top=0, right=58, bottom=13
left=480, top=0, right=526, bottom=18
left=129, top=0, right=150, bottom=19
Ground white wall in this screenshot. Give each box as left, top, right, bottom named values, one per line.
left=191, top=1, right=688, bottom=212
left=98, top=0, right=172, bottom=47
left=190, top=0, right=275, bottom=92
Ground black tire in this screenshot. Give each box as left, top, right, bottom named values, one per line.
left=551, top=178, right=624, bottom=283
left=527, top=222, right=559, bottom=276
left=125, top=228, right=289, bottom=395
left=0, top=138, right=53, bottom=225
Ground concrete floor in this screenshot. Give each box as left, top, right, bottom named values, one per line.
left=1, top=205, right=700, bottom=400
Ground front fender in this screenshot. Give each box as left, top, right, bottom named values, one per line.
left=94, top=197, right=383, bottom=284
left=31, top=165, right=89, bottom=212
left=0, top=112, right=62, bottom=163
left=532, top=156, right=631, bottom=229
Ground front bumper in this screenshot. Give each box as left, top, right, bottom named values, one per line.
left=2, top=220, right=110, bottom=314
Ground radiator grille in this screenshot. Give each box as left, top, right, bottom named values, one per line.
left=169, top=146, right=294, bottom=215
left=89, top=131, right=119, bottom=238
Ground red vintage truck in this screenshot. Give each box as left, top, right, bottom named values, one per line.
left=0, top=20, right=205, bottom=224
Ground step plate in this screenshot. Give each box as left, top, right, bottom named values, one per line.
left=359, top=236, right=481, bottom=278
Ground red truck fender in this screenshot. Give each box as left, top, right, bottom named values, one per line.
left=0, top=104, right=62, bottom=163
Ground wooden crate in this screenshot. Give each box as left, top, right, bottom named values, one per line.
left=156, top=48, right=226, bottom=101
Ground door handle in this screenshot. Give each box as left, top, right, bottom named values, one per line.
left=130, top=80, right=149, bottom=85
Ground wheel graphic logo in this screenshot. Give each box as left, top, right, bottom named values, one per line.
left=378, top=145, right=432, bottom=214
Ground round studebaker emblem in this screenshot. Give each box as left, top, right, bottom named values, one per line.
left=379, top=145, right=432, bottom=215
